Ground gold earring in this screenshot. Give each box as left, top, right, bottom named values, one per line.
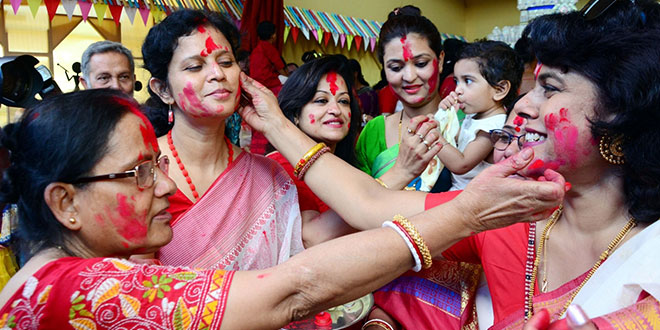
left=68, top=217, right=76, bottom=224
left=599, top=133, right=625, bottom=165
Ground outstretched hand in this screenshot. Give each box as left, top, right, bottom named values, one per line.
left=454, top=147, right=565, bottom=233
left=237, top=72, right=287, bottom=134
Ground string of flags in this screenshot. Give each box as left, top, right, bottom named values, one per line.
left=7, top=0, right=465, bottom=53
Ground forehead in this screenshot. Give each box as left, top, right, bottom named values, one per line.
left=454, top=58, right=481, bottom=75
left=95, top=113, right=149, bottom=170
left=89, top=52, right=131, bottom=72
left=316, top=73, right=347, bottom=90
left=383, top=33, right=433, bottom=58
left=174, top=26, right=232, bottom=56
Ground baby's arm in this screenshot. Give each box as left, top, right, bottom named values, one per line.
left=436, top=131, right=493, bottom=175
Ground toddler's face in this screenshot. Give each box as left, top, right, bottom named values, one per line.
left=453, top=58, right=500, bottom=116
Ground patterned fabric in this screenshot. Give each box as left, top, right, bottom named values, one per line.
left=593, top=295, right=660, bottom=329
left=0, top=257, right=233, bottom=329
left=374, top=260, right=481, bottom=330
left=159, top=152, right=304, bottom=271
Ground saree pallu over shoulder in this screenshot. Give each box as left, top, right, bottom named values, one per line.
left=158, top=152, right=304, bottom=271
left=0, top=257, right=233, bottom=329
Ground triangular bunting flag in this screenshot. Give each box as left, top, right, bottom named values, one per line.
left=301, top=26, right=310, bottom=40
left=283, top=25, right=290, bottom=43
left=340, top=34, right=346, bottom=48
left=370, top=37, right=376, bottom=52
left=346, top=35, right=354, bottom=51
left=311, top=29, right=318, bottom=41
left=323, top=32, right=331, bottom=46
left=364, top=36, right=370, bottom=51
left=44, top=0, right=60, bottom=21
left=139, top=6, right=150, bottom=26
left=332, top=33, right=339, bottom=46
left=354, top=36, right=362, bottom=51
left=61, top=0, right=77, bottom=20
left=10, top=0, right=21, bottom=15
left=78, top=0, right=92, bottom=21
left=27, top=0, right=42, bottom=18
left=291, top=27, right=299, bottom=43
left=94, top=2, right=108, bottom=24
left=124, top=6, right=137, bottom=24
left=317, top=28, right=323, bottom=44
left=109, top=4, right=122, bottom=26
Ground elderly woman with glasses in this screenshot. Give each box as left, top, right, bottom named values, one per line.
left=0, top=89, right=561, bottom=328
left=239, top=0, right=660, bottom=329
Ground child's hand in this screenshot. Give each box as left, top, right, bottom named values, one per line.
left=440, top=91, right=463, bottom=110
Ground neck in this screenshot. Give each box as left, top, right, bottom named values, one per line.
left=473, top=104, right=506, bottom=120
left=170, top=113, right=229, bottom=167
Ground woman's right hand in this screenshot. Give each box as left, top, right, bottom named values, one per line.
left=238, top=72, right=288, bottom=134
left=439, top=91, right=462, bottom=110
left=392, top=115, right=442, bottom=181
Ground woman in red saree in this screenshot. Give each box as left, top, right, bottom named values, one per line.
left=142, top=10, right=303, bottom=271
left=0, top=89, right=561, bottom=328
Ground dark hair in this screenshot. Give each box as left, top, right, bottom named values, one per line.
left=377, top=10, right=443, bottom=64
left=0, top=89, right=135, bottom=254
left=387, top=5, right=421, bottom=20
left=524, top=0, right=660, bottom=222
left=302, top=50, right=323, bottom=63
left=457, top=40, right=523, bottom=107
left=278, top=55, right=361, bottom=166
left=440, top=38, right=467, bottom=82
left=347, top=59, right=370, bottom=87
left=257, top=21, right=276, bottom=40
left=513, top=35, right=535, bottom=65
left=141, top=9, right=240, bottom=116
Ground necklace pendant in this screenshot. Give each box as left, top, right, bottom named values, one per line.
left=541, top=280, right=548, bottom=293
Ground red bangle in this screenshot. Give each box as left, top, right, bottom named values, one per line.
left=392, top=221, right=423, bottom=268
left=296, top=146, right=330, bottom=180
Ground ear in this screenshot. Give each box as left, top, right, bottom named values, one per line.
left=436, top=50, right=445, bottom=75
left=293, top=115, right=300, bottom=126
left=44, top=182, right=82, bottom=231
left=492, top=80, right=512, bottom=102
left=149, top=77, right=175, bottom=105
left=80, top=77, right=90, bottom=90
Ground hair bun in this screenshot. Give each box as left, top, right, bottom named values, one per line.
left=388, top=5, right=422, bottom=20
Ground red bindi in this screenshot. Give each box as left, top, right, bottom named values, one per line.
left=200, top=35, right=221, bottom=57
left=327, top=71, right=339, bottom=95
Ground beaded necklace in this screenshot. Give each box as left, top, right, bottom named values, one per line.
left=167, top=130, right=234, bottom=202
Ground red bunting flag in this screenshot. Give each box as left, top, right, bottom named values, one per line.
left=44, top=0, right=60, bottom=21
left=109, top=4, right=123, bottom=26
left=291, top=27, right=299, bottom=43
left=323, top=31, right=331, bottom=46
left=354, top=36, right=362, bottom=51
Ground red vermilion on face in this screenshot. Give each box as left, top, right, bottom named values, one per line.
left=427, top=58, right=439, bottom=94
left=125, top=104, right=159, bottom=154
left=327, top=71, right=339, bottom=95
left=98, top=193, right=148, bottom=246
left=200, top=35, right=221, bottom=57
left=309, top=114, right=316, bottom=124
left=401, top=36, right=413, bottom=62
left=545, top=108, right=581, bottom=167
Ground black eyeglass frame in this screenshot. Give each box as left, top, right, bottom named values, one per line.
left=489, top=129, right=525, bottom=151
left=580, top=0, right=635, bottom=21
left=72, top=155, right=169, bottom=189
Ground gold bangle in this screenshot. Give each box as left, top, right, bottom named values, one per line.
left=362, top=319, right=394, bottom=330
left=293, top=143, right=326, bottom=177
left=374, top=178, right=388, bottom=188
left=392, top=214, right=432, bottom=269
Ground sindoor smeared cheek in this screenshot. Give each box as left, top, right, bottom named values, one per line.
left=545, top=108, right=580, bottom=167
left=309, top=114, right=316, bottom=124
left=427, top=58, right=439, bottom=94
left=180, top=82, right=214, bottom=117
left=112, top=193, right=148, bottom=244
left=327, top=71, right=339, bottom=95
left=514, top=116, right=525, bottom=132
left=400, top=36, right=413, bottom=62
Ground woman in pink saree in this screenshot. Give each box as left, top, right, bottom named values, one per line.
left=142, top=10, right=303, bottom=271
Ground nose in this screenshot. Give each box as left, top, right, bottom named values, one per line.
left=402, top=64, right=417, bottom=83
left=208, top=62, right=226, bottom=82
left=326, top=100, right=341, bottom=115
left=154, top=162, right=177, bottom=198
left=513, top=91, right=539, bottom=120
left=109, top=77, right=121, bottom=91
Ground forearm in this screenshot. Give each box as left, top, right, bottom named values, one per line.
left=301, top=209, right=358, bottom=247
left=377, top=164, right=417, bottom=190
left=265, top=122, right=426, bottom=229
left=223, top=202, right=471, bottom=329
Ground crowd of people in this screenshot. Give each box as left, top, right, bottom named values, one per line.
left=0, top=0, right=659, bottom=329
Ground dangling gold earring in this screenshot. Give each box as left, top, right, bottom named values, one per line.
left=599, top=133, right=625, bottom=165
left=68, top=217, right=77, bottom=224
left=168, top=103, right=174, bottom=124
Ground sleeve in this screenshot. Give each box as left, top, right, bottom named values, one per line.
left=591, top=294, right=659, bottom=329
left=355, top=116, right=384, bottom=174
left=265, top=43, right=285, bottom=70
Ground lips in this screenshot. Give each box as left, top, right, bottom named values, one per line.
left=206, top=88, right=231, bottom=100
left=323, top=118, right=344, bottom=128
left=403, top=84, right=423, bottom=94
left=153, top=209, right=172, bottom=223
left=523, top=128, right=547, bottom=148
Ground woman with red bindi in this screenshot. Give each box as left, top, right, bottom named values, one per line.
left=142, top=10, right=303, bottom=272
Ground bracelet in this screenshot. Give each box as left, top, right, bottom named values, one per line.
left=296, top=146, right=330, bottom=180
left=293, top=143, right=327, bottom=177
left=393, top=214, right=433, bottom=269
left=362, top=319, right=395, bottom=330
left=374, top=178, right=388, bottom=188
left=383, top=221, right=422, bottom=272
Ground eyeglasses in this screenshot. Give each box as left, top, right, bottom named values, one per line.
left=73, top=155, right=169, bottom=189
left=489, top=129, right=525, bottom=151
left=580, top=0, right=635, bottom=21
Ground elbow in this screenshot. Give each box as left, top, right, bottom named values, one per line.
left=282, top=264, right=334, bottom=322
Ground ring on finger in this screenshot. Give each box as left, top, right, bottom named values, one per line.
left=407, top=128, right=414, bottom=135
left=422, top=139, right=430, bottom=147
left=417, top=133, right=425, bottom=141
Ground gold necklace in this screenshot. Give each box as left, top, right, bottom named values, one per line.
left=527, top=207, right=636, bottom=318
left=397, top=110, right=404, bottom=144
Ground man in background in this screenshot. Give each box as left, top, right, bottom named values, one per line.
left=80, top=41, right=135, bottom=96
